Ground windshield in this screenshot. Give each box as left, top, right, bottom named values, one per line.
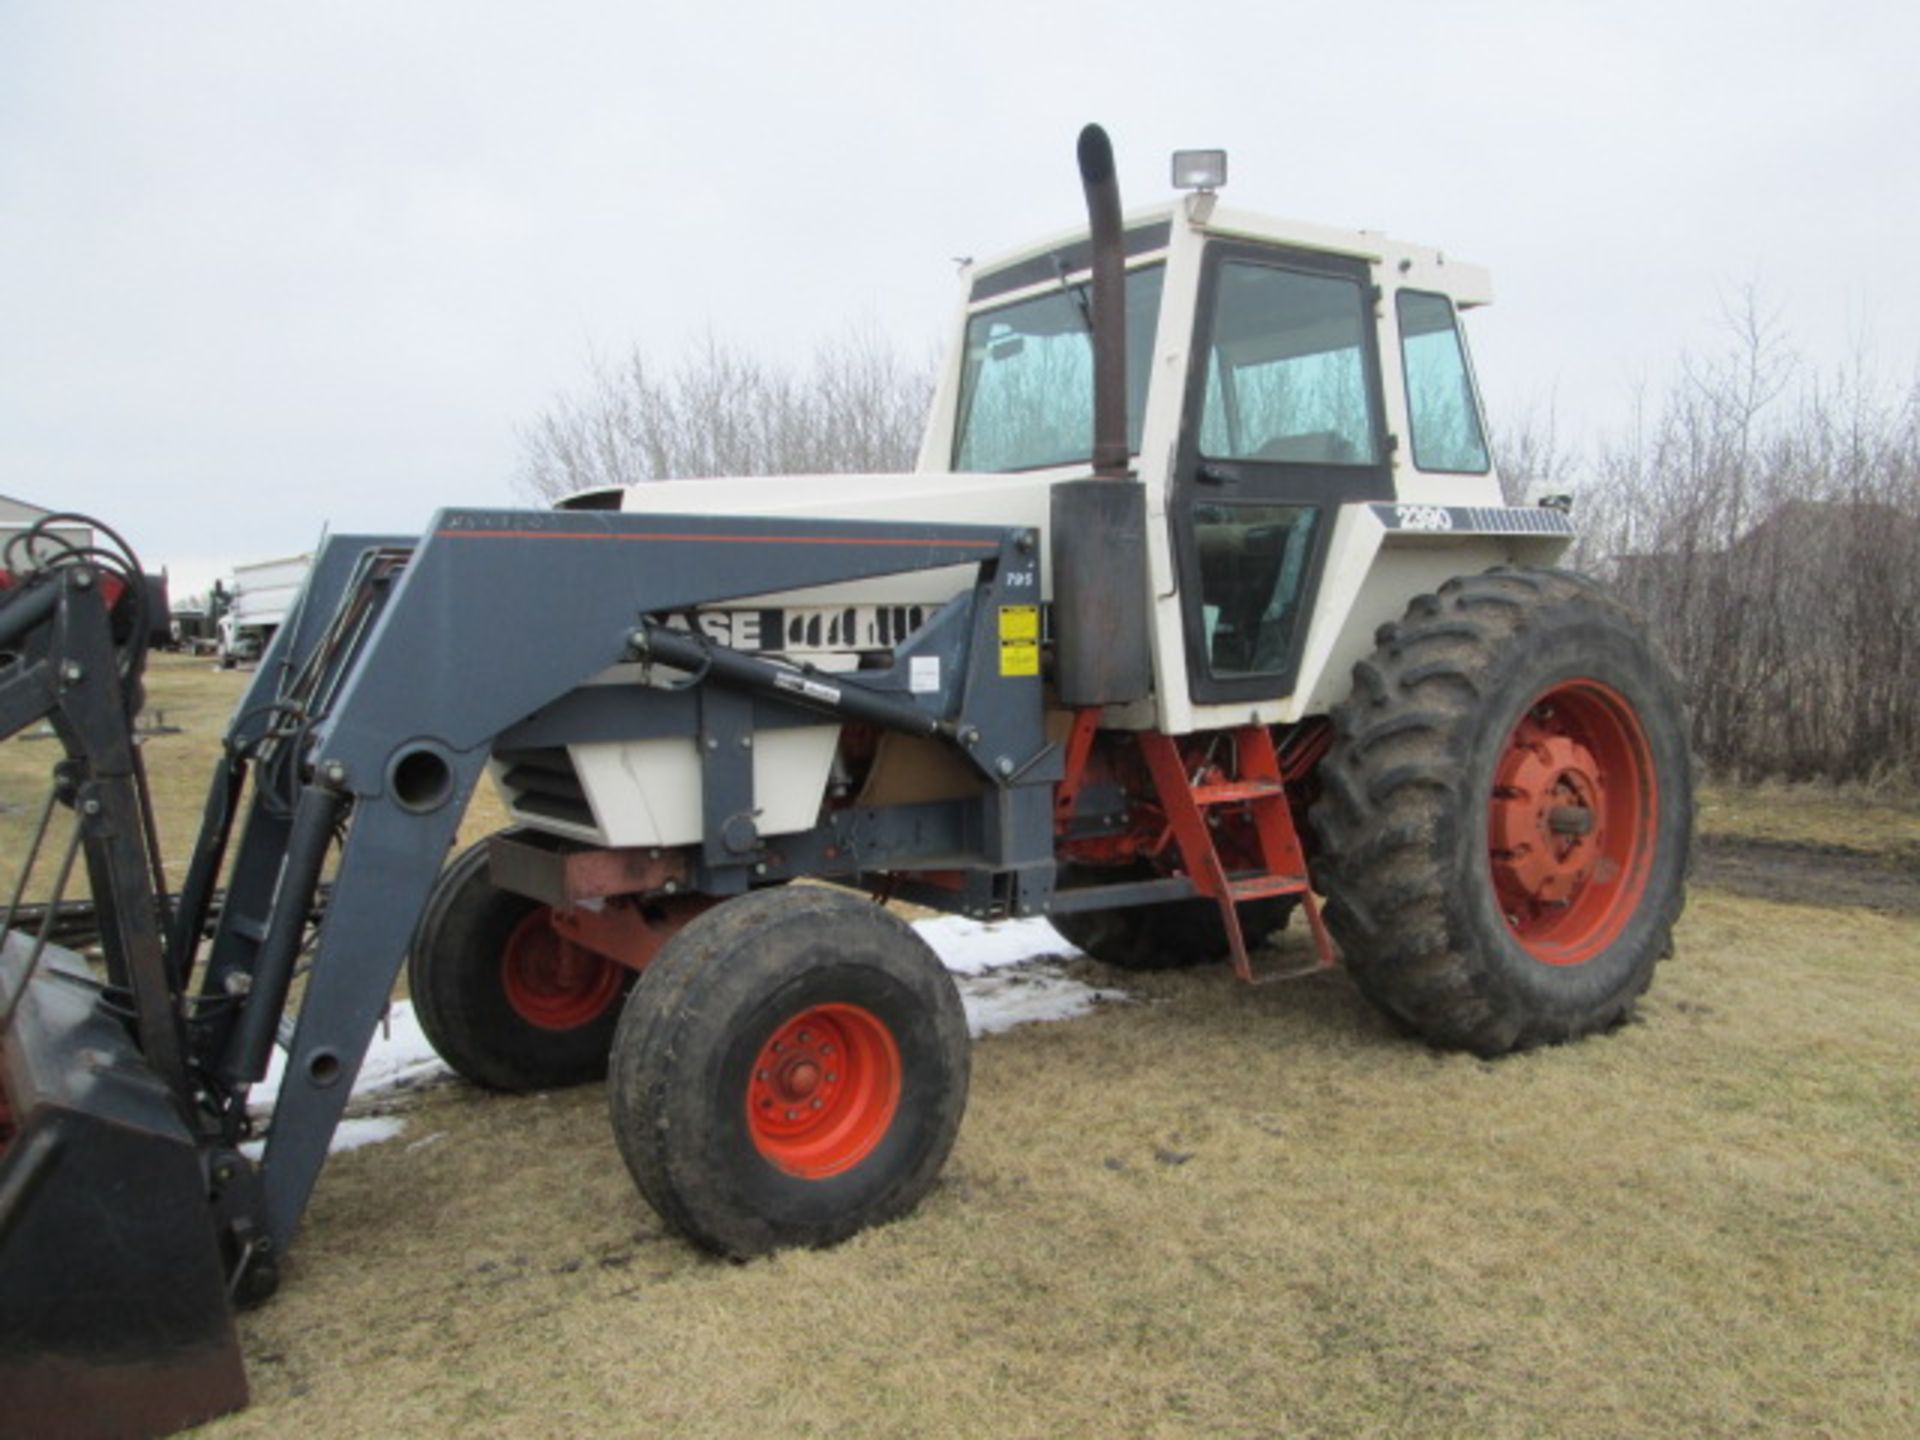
left=952, top=263, right=1164, bottom=472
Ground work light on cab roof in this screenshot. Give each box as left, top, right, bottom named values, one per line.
left=1171, top=148, right=1227, bottom=192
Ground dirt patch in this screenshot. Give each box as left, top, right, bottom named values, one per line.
left=1693, top=831, right=1920, bottom=913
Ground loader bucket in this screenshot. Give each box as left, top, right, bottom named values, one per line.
left=0, top=936, right=247, bottom=1440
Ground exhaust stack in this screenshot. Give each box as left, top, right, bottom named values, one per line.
left=1076, top=123, right=1129, bottom=479
left=1052, top=123, right=1151, bottom=707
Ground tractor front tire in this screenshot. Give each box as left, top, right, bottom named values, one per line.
left=1051, top=867, right=1294, bottom=970
left=408, top=838, right=633, bottom=1092
left=1310, top=568, right=1691, bottom=1055
left=607, top=887, right=970, bottom=1258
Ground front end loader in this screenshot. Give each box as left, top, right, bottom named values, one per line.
left=0, top=126, right=1691, bottom=1437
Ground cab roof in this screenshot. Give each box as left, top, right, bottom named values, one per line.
left=964, top=197, right=1493, bottom=309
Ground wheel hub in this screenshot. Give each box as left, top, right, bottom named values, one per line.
left=499, top=908, right=624, bottom=1031
left=777, top=1058, right=822, bottom=1097
left=1487, top=685, right=1658, bottom=966
left=747, top=1004, right=901, bottom=1179
left=1490, top=728, right=1607, bottom=903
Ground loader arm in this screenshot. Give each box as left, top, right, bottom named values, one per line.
left=184, top=508, right=1046, bottom=1258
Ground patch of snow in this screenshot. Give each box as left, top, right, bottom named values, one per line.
left=913, top=914, right=1127, bottom=1037
left=250, top=1000, right=451, bottom=1115
left=240, top=1114, right=406, bottom=1160
left=957, top=962, right=1126, bottom=1036
left=326, top=1116, right=408, bottom=1153
left=915, top=915, right=1078, bottom=975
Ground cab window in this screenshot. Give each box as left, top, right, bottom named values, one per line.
left=1397, top=290, right=1490, bottom=473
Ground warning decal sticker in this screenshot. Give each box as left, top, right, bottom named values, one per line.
left=999, top=605, right=1040, bottom=677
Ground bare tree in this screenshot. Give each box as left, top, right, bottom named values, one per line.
left=517, top=327, right=937, bottom=502
left=1561, top=294, right=1920, bottom=786
left=1490, top=395, right=1575, bottom=507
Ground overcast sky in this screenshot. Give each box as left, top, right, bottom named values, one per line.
left=3, top=2, right=1915, bottom=600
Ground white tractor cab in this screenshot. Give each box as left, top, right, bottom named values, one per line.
left=929, top=175, right=1553, bottom=741
left=540, top=145, right=1575, bottom=839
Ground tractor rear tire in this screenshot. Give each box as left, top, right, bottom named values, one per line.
left=1309, top=568, right=1691, bottom=1055
left=408, top=837, right=633, bottom=1092
left=607, top=886, right=969, bottom=1259
left=1051, top=867, right=1294, bottom=970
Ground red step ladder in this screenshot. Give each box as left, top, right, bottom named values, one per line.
left=1137, top=727, right=1337, bottom=984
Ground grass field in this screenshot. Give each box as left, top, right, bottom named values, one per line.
left=5, top=655, right=1918, bottom=1438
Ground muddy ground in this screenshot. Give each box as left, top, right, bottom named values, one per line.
left=1694, top=832, right=1920, bottom=913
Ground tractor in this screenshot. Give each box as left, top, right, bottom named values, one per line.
left=0, top=126, right=1690, bottom=1438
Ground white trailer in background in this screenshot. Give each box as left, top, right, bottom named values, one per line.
left=218, top=553, right=311, bottom=666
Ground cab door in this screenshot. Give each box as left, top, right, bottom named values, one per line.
left=1172, top=242, right=1393, bottom=705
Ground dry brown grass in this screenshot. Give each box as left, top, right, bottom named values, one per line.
left=0, top=653, right=242, bottom=894
left=5, top=658, right=1916, bottom=1437
left=195, top=888, right=1920, bottom=1440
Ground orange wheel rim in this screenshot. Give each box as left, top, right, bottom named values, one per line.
left=499, top=908, right=624, bottom=1030
left=1488, top=679, right=1659, bottom=966
left=746, top=1003, right=901, bottom=1179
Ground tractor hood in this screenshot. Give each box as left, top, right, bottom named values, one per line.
left=610, top=474, right=1075, bottom=610
left=598, top=470, right=1061, bottom=529
left=572, top=470, right=1074, bottom=613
